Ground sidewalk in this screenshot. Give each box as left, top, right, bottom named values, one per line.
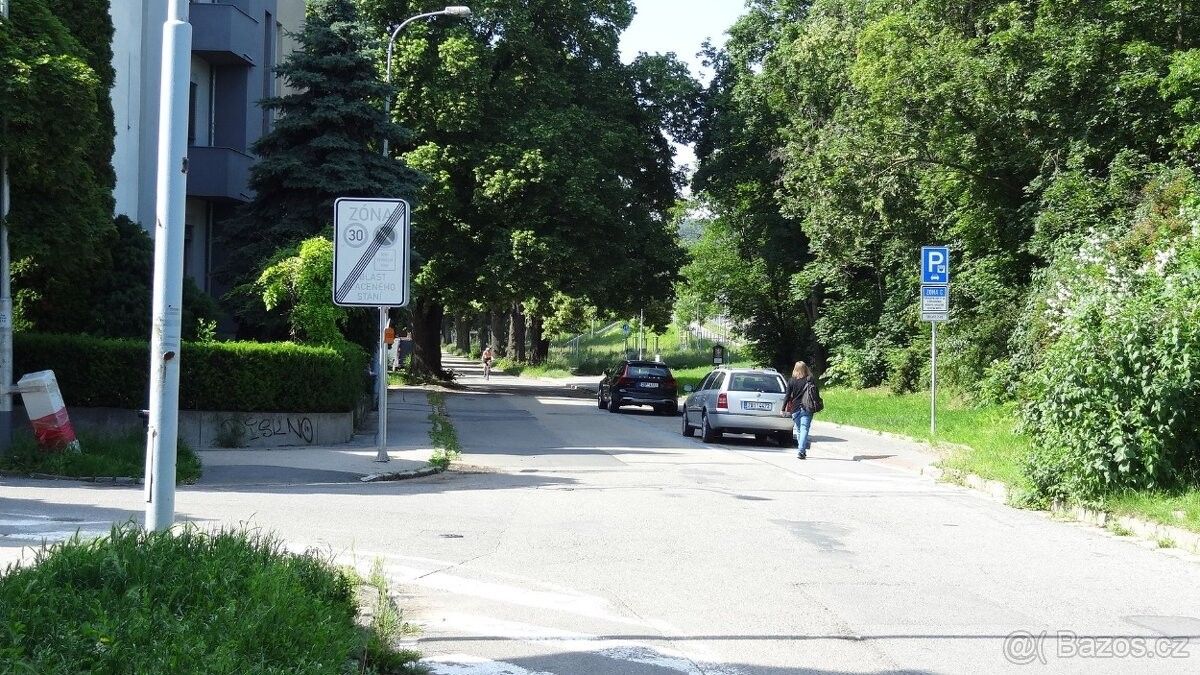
left=195, top=388, right=436, bottom=485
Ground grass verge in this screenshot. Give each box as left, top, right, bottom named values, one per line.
left=819, top=388, right=1030, bottom=488
left=0, top=525, right=422, bottom=674
left=427, top=391, right=461, bottom=470
left=819, top=387, right=1200, bottom=534
left=0, top=430, right=201, bottom=483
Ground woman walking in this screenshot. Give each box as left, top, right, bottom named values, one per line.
left=785, top=361, right=818, bottom=459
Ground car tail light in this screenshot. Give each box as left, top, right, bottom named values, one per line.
left=616, top=377, right=634, bottom=388
left=664, top=378, right=677, bottom=390
left=717, top=393, right=728, bottom=409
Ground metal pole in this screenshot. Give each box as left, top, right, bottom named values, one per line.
left=930, top=321, right=938, bottom=436
left=374, top=10, right=462, bottom=462
left=0, top=1, right=12, bottom=456
left=376, top=307, right=389, bottom=462
left=145, top=0, right=192, bottom=532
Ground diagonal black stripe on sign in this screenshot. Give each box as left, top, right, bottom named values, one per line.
left=335, top=202, right=406, bottom=303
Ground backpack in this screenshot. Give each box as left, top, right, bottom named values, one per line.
left=801, top=380, right=824, bottom=414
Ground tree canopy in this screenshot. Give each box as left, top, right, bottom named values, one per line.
left=359, top=0, right=697, bottom=372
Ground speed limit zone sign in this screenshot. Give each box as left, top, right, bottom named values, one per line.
left=332, top=198, right=411, bottom=307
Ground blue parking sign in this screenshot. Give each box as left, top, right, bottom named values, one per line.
left=922, top=246, right=950, bottom=284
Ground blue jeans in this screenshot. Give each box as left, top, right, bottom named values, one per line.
left=791, top=410, right=812, bottom=453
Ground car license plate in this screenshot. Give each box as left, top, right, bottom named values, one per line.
left=743, top=401, right=772, bottom=411
left=639, top=382, right=658, bottom=388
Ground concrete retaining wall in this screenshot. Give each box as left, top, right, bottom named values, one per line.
left=14, top=406, right=354, bottom=449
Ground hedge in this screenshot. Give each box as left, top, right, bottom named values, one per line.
left=14, top=333, right=370, bottom=413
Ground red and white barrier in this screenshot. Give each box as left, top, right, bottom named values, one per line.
left=17, top=370, right=80, bottom=453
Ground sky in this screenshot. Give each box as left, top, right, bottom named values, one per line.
left=620, top=0, right=749, bottom=172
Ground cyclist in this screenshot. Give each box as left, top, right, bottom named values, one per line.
left=482, top=345, right=494, bottom=380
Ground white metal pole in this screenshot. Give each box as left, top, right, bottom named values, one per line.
left=376, top=307, right=389, bottom=462
left=0, top=1, right=12, bottom=455
left=145, top=0, right=192, bottom=532
left=930, top=321, right=938, bottom=436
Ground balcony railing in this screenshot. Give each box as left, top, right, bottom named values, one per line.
left=187, top=146, right=254, bottom=202
left=190, top=2, right=258, bottom=66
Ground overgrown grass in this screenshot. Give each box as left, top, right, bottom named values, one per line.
left=1107, top=489, right=1200, bottom=533
left=818, top=387, right=1200, bottom=534
left=0, top=430, right=202, bottom=483
left=0, top=525, right=422, bottom=674
left=427, top=391, right=461, bottom=470
left=819, top=388, right=1031, bottom=488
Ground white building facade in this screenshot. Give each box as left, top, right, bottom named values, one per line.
left=108, top=0, right=305, bottom=294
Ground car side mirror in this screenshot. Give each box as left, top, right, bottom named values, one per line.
left=684, top=385, right=694, bottom=393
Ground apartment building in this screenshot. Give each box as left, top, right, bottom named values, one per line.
left=109, top=0, right=305, bottom=294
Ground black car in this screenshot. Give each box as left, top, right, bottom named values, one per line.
left=597, top=360, right=679, bottom=415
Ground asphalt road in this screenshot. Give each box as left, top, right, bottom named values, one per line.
left=3, top=358, right=1200, bottom=674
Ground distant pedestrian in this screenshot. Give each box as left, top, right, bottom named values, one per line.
left=482, top=345, right=495, bottom=380
left=784, top=361, right=823, bottom=460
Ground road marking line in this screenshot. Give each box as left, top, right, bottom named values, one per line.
left=422, top=613, right=747, bottom=675
left=423, top=654, right=555, bottom=675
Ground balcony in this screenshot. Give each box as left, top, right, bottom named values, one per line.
left=190, top=2, right=258, bottom=66
left=187, top=146, right=254, bottom=202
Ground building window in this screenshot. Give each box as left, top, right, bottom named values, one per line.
left=188, top=81, right=197, bottom=144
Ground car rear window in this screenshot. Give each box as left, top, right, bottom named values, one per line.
left=728, top=373, right=785, bottom=393
left=626, top=366, right=671, bottom=378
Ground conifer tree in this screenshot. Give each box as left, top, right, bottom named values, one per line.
left=220, top=0, right=422, bottom=304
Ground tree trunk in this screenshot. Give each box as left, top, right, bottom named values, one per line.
left=510, top=303, right=527, bottom=362
left=455, top=316, right=470, bottom=353
left=411, top=301, right=445, bottom=378
left=490, top=309, right=507, bottom=357
left=529, top=315, right=545, bottom=364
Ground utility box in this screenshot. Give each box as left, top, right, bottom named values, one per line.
left=17, top=371, right=80, bottom=454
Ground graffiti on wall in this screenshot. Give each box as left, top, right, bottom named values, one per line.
left=217, top=416, right=316, bottom=446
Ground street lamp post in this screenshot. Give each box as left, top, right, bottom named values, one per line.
left=144, top=0, right=192, bottom=530
left=372, top=6, right=470, bottom=464
left=0, top=0, right=12, bottom=457
left=381, top=6, right=471, bottom=159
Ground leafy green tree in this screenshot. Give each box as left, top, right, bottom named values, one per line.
left=0, top=0, right=112, bottom=332
left=259, top=237, right=348, bottom=345
left=221, top=0, right=423, bottom=338
left=360, top=0, right=694, bottom=374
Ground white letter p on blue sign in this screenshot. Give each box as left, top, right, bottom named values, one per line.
left=922, top=246, right=950, bottom=284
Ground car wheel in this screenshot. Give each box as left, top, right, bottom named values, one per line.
left=774, top=431, right=794, bottom=447
left=681, top=410, right=695, bottom=437
left=700, top=413, right=720, bottom=443
left=667, top=403, right=679, bottom=416
left=754, top=433, right=769, bottom=445
left=597, top=389, right=606, bottom=409
left=608, top=395, right=621, bottom=413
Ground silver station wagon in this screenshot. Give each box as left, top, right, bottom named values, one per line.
left=681, top=367, right=794, bottom=446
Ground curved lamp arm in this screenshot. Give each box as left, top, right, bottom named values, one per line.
left=382, top=7, right=472, bottom=157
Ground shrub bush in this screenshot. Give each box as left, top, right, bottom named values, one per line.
left=14, top=333, right=369, bottom=412
left=0, top=525, right=390, bottom=674
left=886, top=344, right=925, bottom=394
left=1021, top=169, right=1200, bottom=502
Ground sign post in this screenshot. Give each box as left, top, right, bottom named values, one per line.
left=920, top=246, right=951, bottom=435
left=333, top=198, right=411, bottom=463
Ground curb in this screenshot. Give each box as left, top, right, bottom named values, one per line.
left=820, top=421, right=1200, bottom=557
left=0, top=470, right=141, bottom=485
left=360, top=465, right=444, bottom=482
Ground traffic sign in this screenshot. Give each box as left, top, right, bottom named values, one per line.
left=333, top=198, right=410, bottom=307
left=921, top=285, right=949, bottom=313
left=922, top=246, right=950, bottom=284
